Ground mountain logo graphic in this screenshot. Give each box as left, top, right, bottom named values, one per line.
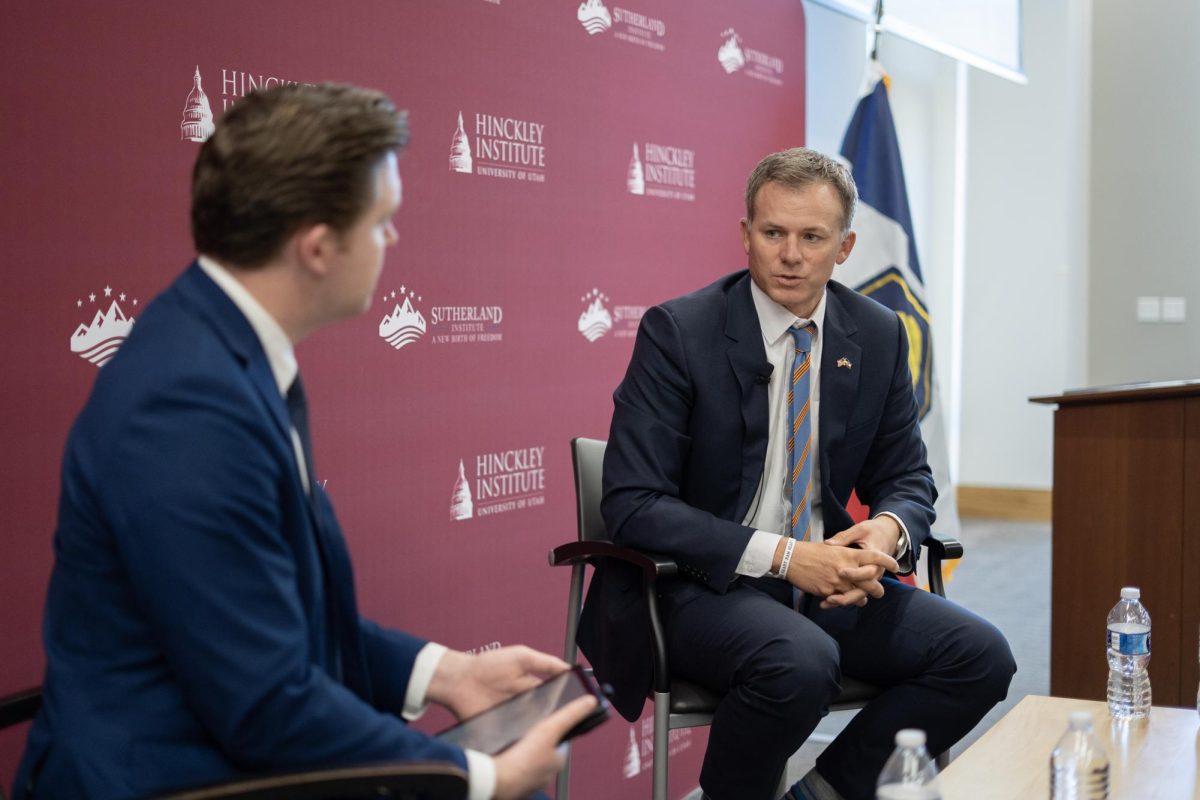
left=577, top=288, right=613, bottom=342
left=718, top=29, right=745, bottom=74
left=379, top=288, right=427, bottom=350
left=577, top=0, right=612, bottom=35
left=70, top=287, right=138, bottom=367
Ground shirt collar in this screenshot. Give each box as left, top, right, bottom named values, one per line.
left=749, top=278, right=827, bottom=346
left=197, top=255, right=297, bottom=397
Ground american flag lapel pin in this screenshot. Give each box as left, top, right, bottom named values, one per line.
left=837, top=357, right=852, bottom=369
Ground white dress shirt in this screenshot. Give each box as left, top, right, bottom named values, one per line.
left=197, top=256, right=495, bottom=799
left=735, top=279, right=910, bottom=579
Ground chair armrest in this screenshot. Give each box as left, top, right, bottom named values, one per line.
left=154, top=761, right=468, bottom=800
left=920, top=532, right=964, bottom=561
left=549, top=541, right=678, bottom=580
left=0, top=687, right=42, bottom=729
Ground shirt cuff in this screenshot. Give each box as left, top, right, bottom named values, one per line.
left=873, top=511, right=913, bottom=575
left=402, top=642, right=448, bottom=721
left=465, top=749, right=497, bottom=800
left=736, top=531, right=785, bottom=577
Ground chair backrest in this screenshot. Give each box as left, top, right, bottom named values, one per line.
left=570, top=437, right=608, bottom=543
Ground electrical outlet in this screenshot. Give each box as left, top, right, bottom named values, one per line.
left=1136, top=296, right=1161, bottom=323
left=1162, top=296, right=1186, bottom=323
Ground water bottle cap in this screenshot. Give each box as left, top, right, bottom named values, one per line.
left=1068, top=711, right=1094, bottom=730
left=895, top=728, right=926, bottom=748
left=1120, top=587, right=1140, bottom=599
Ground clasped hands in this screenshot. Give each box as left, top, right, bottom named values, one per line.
left=775, top=517, right=902, bottom=609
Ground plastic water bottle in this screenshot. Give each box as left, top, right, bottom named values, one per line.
left=1105, top=586, right=1151, bottom=719
left=876, top=729, right=941, bottom=800
left=1050, top=711, right=1110, bottom=799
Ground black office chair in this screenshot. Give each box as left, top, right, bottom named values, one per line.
left=0, top=687, right=467, bottom=800
left=550, top=437, right=963, bottom=800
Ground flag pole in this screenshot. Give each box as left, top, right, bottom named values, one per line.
left=869, top=0, right=884, bottom=61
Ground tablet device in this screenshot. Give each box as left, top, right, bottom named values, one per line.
left=435, top=666, right=610, bottom=755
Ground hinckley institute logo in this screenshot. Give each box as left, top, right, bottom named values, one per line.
left=623, top=719, right=692, bottom=778
left=626, top=142, right=696, bottom=202
left=70, top=285, right=139, bottom=367
left=450, top=446, right=546, bottom=521
left=578, top=288, right=646, bottom=343
left=717, top=28, right=785, bottom=86
left=181, top=65, right=312, bottom=143
left=378, top=286, right=504, bottom=349
left=449, top=110, right=547, bottom=184
left=577, top=0, right=667, bottom=52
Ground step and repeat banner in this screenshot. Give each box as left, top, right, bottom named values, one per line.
left=1, top=2, right=806, bottom=795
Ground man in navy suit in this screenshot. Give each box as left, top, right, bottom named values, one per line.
left=15, top=83, right=594, bottom=800
left=578, top=148, right=1014, bottom=800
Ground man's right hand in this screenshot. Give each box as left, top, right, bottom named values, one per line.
left=492, top=694, right=598, bottom=799
left=777, top=539, right=898, bottom=609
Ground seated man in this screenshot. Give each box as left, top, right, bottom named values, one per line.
left=578, top=147, right=1015, bottom=800
left=14, top=83, right=594, bottom=800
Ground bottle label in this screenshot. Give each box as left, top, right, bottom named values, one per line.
left=1108, top=628, right=1150, bottom=655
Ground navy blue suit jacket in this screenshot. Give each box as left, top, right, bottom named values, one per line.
left=577, top=271, right=936, bottom=721
left=15, top=263, right=466, bottom=799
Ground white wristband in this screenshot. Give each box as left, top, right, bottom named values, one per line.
left=773, top=537, right=796, bottom=580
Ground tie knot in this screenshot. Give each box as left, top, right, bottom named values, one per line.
left=789, top=323, right=814, bottom=354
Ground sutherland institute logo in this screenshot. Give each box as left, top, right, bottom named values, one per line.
left=717, top=28, right=784, bottom=86
left=450, top=447, right=546, bottom=521
left=70, top=286, right=138, bottom=367
left=180, top=66, right=215, bottom=142
left=378, top=286, right=427, bottom=350
left=577, top=0, right=612, bottom=34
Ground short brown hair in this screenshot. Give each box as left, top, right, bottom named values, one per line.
left=191, top=82, right=409, bottom=268
left=744, top=147, right=857, bottom=231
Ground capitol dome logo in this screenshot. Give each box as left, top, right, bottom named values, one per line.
left=717, top=29, right=746, bottom=74
left=378, top=286, right=427, bottom=350
left=578, top=288, right=613, bottom=343
left=451, top=459, right=474, bottom=521
left=626, top=143, right=645, bottom=195
left=449, top=111, right=473, bottom=173
left=70, top=286, right=138, bottom=367
left=577, top=0, right=612, bottom=35
left=180, top=66, right=215, bottom=143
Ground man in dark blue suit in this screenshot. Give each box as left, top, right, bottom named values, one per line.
left=15, top=83, right=594, bottom=800
left=578, top=148, right=1014, bottom=800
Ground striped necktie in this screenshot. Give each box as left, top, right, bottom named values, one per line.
left=788, top=323, right=816, bottom=541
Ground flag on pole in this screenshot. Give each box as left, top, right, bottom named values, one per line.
left=837, top=61, right=962, bottom=565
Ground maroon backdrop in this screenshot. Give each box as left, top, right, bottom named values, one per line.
left=0, top=2, right=806, bottom=795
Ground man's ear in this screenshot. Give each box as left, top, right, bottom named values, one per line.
left=295, top=223, right=337, bottom=277
left=835, top=230, right=857, bottom=264
left=740, top=217, right=752, bottom=254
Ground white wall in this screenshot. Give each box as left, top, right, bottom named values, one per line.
left=1088, top=0, right=1200, bottom=383
left=804, top=0, right=1091, bottom=490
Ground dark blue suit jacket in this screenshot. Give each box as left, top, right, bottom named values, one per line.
left=577, top=271, right=936, bottom=721
left=15, top=263, right=466, bottom=799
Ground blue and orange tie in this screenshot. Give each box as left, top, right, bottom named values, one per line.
left=788, top=323, right=816, bottom=541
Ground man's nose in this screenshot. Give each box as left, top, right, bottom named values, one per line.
left=782, top=236, right=803, bottom=264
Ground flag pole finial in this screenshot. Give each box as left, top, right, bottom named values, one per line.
left=869, top=0, right=884, bottom=62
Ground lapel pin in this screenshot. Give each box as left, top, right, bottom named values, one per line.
left=837, top=357, right=853, bottom=370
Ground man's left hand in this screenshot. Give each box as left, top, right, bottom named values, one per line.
left=827, top=516, right=902, bottom=556
left=427, top=645, right=569, bottom=720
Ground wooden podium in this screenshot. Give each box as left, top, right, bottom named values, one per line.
left=1031, top=381, right=1200, bottom=707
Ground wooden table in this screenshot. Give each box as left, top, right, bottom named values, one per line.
left=939, top=695, right=1199, bottom=799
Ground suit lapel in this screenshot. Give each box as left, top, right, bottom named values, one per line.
left=724, top=274, right=772, bottom=518
left=819, top=284, right=861, bottom=478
